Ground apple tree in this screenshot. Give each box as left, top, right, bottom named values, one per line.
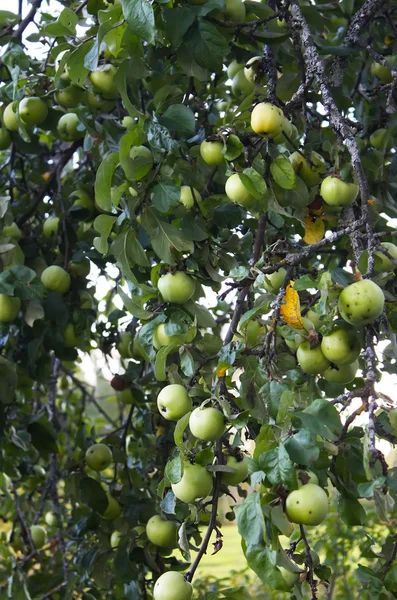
left=0, top=0, right=397, bottom=598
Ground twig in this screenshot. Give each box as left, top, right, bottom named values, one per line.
left=299, top=524, right=318, bottom=599
left=11, top=0, right=42, bottom=42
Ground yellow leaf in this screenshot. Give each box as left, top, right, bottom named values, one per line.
left=217, top=366, right=228, bottom=378
left=280, top=282, right=304, bottom=329
left=303, top=213, right=325, bottom=245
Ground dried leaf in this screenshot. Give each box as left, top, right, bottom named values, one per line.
left=303, top=212, right=325, bottom=245
left=280, top=282, right=304, bottom=329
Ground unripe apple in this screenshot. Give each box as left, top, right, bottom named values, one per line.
left=189, top=406, right=225, bottom=441
left=19, top=97, right=48, bottom=127
left=55, top=85, right=84, bottom=109
left=321, top=327, right=360, bottom=365
left=85, top=443, right=113, bottom=471
left=225, top=173, right=254, bottom=208
left=221, top=454, right=249, bottom=486
left=117, top=388, right=135, bottom=404
left=122, top=115, right=135, bottom=129
left=244, top=56, right=262, bottom=83
left=43, top=216, right=60, bottom=238
left=41, top=266, right=71, bottom=294
left=102, top=494, right=121, bottom=520
left=320, top=176, right=359, bottom=207
left=57, top=113, right=85, bottom=141
left=158, top=272, right=195, bottom=304
left=371, top=61, right=393, bottom=84
left=0, top=294, right=21, bottom=322
left=263, top=267, right=287, bottom=293
left=297, top=342, right=330, bottom=375
left=278, top=566, right=300, bottom=588
left=55, top=50, right=71, bottom=81
left=3, top=103, right=18, bottom=131
left=244, top=320, right=265, bottom=348
left=31, top=525, right=47, bottom=549
left=90, top=64, right=118, bottom=99
left=290, top=151, right=326, bottom=187
left=157, top=384, right=192, bottom=420
left=153, top=571, right=193, bottom=600
left=0, top=127, right=11, bottom=150
left=358, top=242, right=397, bottom=273
left=323, top=359, right=358, bottom=384
left=338, top=280, right=384, bottom=326
left=200, top=140, right=224, bottom=166
left=2, top=223, right=23, bottom=240
left=110, top=530, right=122, bottom=548
left=273, top=117, right=293, bottom=144
left=227, top=60, right=245, bottom=79
left=231, top=69, right=255, bottom=98
left=153, top=324, right=185, bottom=350
left=45, top=511, right=60, bottom=527
left=305, top=309, right=322, bottom=330
left=146, top=515, right=178, bottom=548
left=180, top=186, right=202, bottom=209
left=117, top=331, right=133, bottom=358
left=69, top=258, right=90, bottom=277
left=251, top=103, right=284, bottom=137
left=85, top=90, right=116, bottom=112
left=63, top=323, right=78, bottom=348
left=171, top=461, right=213, bottom=503
left=224, top=0, right=246, bottom=21
left=285, top=483, right=329, bottom=526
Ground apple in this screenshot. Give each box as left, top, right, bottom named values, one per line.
left=3, top=103, right=18, bottom=131
left=117, top=388, right=135, bottom=404
left=320, top=176, right=359, bottom=207
left=41, top=266, right=71, bottom=294
left=225, top=173, right=255, bottom=208
left=297, top=342, right=330, bottom=375
left=389, top=410, right=397, bottom=437
left=90, top=64, right=118, bottom=99
left=55, top=85, right=83, bottom=109
left=263, top=267, right=287, bottom=293
left=117, top=331, right=133, bottom=358
left=321, top=327, right=361, bottom=365
left=43, top=216, right=60, bottom=238
left=85, top=443, right=113, bottom=471
left=244, top=320, right=265, bottom=348
left=231, top=70, right=255, bottom=98
left=200, top=140, right=224, bottom=166
left=371, top=61, right=393, bottom=84
left=290, top=151, right=326, bottom=187
left=85, top=90, right=116, bottom=113
left=110, top=530, right=122, bottom=548
left=63, top=323, right=78, bottom=348
left=157, top=384, right=192, bottom=420
left=251, top=102, right=284, bottom=137
left=323, top=359, right=358, bottom=384
left=285, top=483, right=329, bottom=526
left=369, top=128, right=390, bottom=150
left=57, top=113, right=85, bottom=141
left=189, top=406, right=225, bottom=441
left=2, top=223, right=23, bottom=240
left=153, top=324, right=185, bottom=350
left=146, top=515, right=177, bottom=548
left=224, top=0, right=246, bottom=21
left=358, top=242, right=397, bottom=273
left=122, top=115, right=134, bottom=129
left=0, top=294, right=21, bottom=322
left=102, top=494, right=121, bottom=520
left=44, top=511, right=59, bottom=527
left=305, top=309, right=322, bottom=330
left=55, top=50, right=71, bottom=81
left=286, top=333, right=305, bottom=352
left=221, top=454, right=249, bottom=486
left=338, top=279, right=384, bottom=326
left=69, top=258, right=90, bottom=277
left=31, top=525, right=47, bottom=549
left=180, top=186, right=202, bottom=209
left=158, top=272, right=195, bottom=304
left=171, top=461, right=213, bottom=503
left=273, top=117, right=293, bottom=144
left=153, top=571, right=193, bottom=600
left=244, top=56, right=262, bottom=83
left=227, top=60, right=245, bottom=79
left=278, top=566, right=299, bottom=588
left=0, top=127, right=11, bottom=150
left=19, top=97, right=48, bottom=127
left=297, top=469, right=318, bottom=487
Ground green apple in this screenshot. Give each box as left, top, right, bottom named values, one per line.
left=90, top=64, right=118, bottom=99
left=306, top=309, right=322, bottom=330
left=19, top=97, right=48, bottom=127
left=369, top=128, right=390, bottom=150
left=244, top=320, right=265, bottom=348
left=157, top=384, right=192, bottom=420
left=200, top=140, right=224, bottom=166
left=297, top=469, right=318, bottom=487
left=358, top=242, right=397, bottom=273
left=3, top=103, right=18, bottom=131
left=31, top=525, right=47, bottom=549
left=285, top=483, right=329, bottom=526
left=122, top=115, right=135, bottom=129
left=41, top=266, right=71, bottom=294
left=44, top=511, right=59, bottom=527
left=278, top=566, right=300, bottom=588
left=225, top=173, right=254, bottom=208
left=85, top=443, right=113, bottom=471
left=71, top=189, right=95, bottom=217
left=290, top=151, right=326, bottom=187
left=43, top=216, right=60, bottom=238
left=63, top=323, right=78, bottom=347
left=189, top=406, right=225, bottom=441
left=85, top=90, right=116, bottom=112
left=146, top=515, right=178, bottom=548
left=338, top=280, right=384, bottom=326
left=69, top=258, right=90, bottom=277
left=323, top=360, right=358, bottom=384
left=231, top=69, right=255, bottom=98
left=389, top=410, right=397, bottom=436
left=55, top=50, right=71, bottom=81
left=371, top=61, right=393, bottom=84
left=321, top=327, right=361, bottom=365
left=224, top=0, right=246, bottom=21
left=171, top=461, right=213, bottom=503
left=0, top=294, right=21, bottom=322
left=0, top=127, right=11, bottom=150
left=153, top=571, right=193, bottom=600
left=320, top=176, right=359, bottom=207
left=57, top=113, right=85, bottom=142
left=263, top=267, right=287, bottom=293
left=251, top=103, right=284, bottom=137
left=102, top=494, right=121, bottom=520
left=221, top=454, right=249, bottom=486
left=153, top=324, right=185, bottom=350
left=110, top=530, right=122, bottom=548
left=117, top=331, right=133, bottom=358
left=297, top=342, right=330, bottom=375
left=227, top=60, right=245, bottom=79
left=55, top=85, right=84, bottom=109
left=244, top=56, right=262, bottom=83
left=2, top=223, right=22, bottom=240
left=180, top=186, right=202, bottom=209
left=117, top=388, right=135, bottom=404
left=158, top=272, right=195, bottom=304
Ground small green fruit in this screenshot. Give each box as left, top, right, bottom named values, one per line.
left=41, top=266, right=71, bottom=294
left=85, top=443, right=113, bottom=471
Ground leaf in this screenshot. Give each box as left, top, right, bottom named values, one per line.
left=79, top=477, right=109, bottom=514
left=119, top=127, right=145, bottom=180
left=121, top=0, right=155, bottom=43
left=224, top=134, right=244, bottom=161
left=118, top=287, right=153, bottom=320
left=285, top=429, right=320, bottom=465
left=159, top=104, right=196, bottom=136
left=151, top=180, right=181, bottom=212
left=183, top=20, right=229, bottom=71
left=165, top=454, right=182, bottom=484
left=235, top=492, right=265, bottom=547
left=184, top=300, right=216, bottom=328
left=303, top=213, right=325, bottom=244
left=338, top=495, right=366, bottom=526
left=257, top=443, right=297, bottom=489
left=174, top=412, right=191, bottom=447
left=295, top=399, right=342, bottom=441
left=160, top=491, right=176, bottom=515
left=270, top=157, right=297, bottom=190
left=179, top=348, right=195, bottom=377
left=154, top=341, right=180, bottom=381
left=163, top=8, right=195, bottom=48
left=93, top=215, right=117, bottom=255
left=27, top=422, right=58, bottom=454
left=280, top=282, right=304, bottom=329
left=95, top=153, right=119, bottom=212
left=145, top=119, right=179, bottom=152
left=140, top=208, right=194, bottom=265
left=42, top=8, right=78, bottom=37
left=23, top=300, right=44, bottom=327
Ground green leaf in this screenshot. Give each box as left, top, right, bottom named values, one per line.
left=79, top=477, right=109, bottom=514
left=114, top=59, right=145, bottom=118
left=140, top=208, right=194, bottom=265
left=184, top=300, right=216, bottom=328
left=257, top=443, right=297, bottom=489
left=285, top=429, right=320, bottom=465
left=235, top=492, right=265, bottom=547
left=338, top=495, right=366, bottom=526
left=160, top=491, right=176, bottom=515
left=295, top=399, right=342, bottom=441
left=95, top=152, right=119, bottom=212
left=119, top=125, right=145, bottom=181
left=224, top=134, right=244, bottom=161
left=174, top=412, right=191, bottom=447
left=0, top=11, right=20, bottom=27
left=0, top=266, right=43, bottom=299
left=42, top=8, right=78, bottom=37
left=183, top=20, right=228, bottom=71
left=27, top=422, right=58, bottom=454
left=93, top=215, right=117, bottom=255
left=163, top=8, right=195, bottom=48
left=165, top=454, right=182, bottom=484
left=159, top=104, right=196, bottom=136
left=270, top=157, right=297, bottom=190
left=154, top=341, right=180, bottom=381
left=151, top=180, right=181, bottom=212
left=118, top=287, right=153, bottom=320
left=145, top=119, right=179, bottom=152
left=67, top=42, right=93, bottom=86
left=179, top=348, right=195, bottom=377
left=121, top=0, right=155, bottom=43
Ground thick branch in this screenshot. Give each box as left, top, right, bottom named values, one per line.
left=11, top=0, right=43, bottom=42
